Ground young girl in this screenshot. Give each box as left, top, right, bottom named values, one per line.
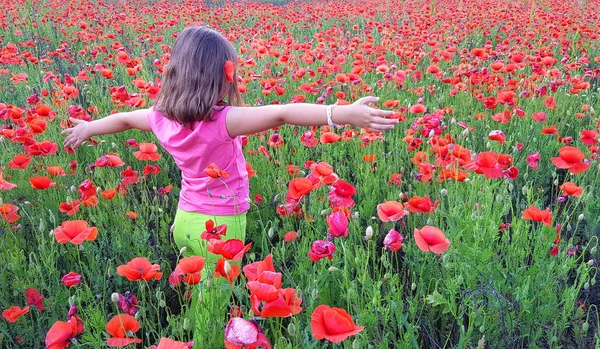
left=61, top=26, right=397, bottom=345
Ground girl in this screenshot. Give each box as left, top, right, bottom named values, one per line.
left=61, top=26, right=397, bottom=346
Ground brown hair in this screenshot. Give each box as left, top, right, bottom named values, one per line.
left=155, top=26, right=242, bottom=125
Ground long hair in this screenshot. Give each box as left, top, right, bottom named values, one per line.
left=155, top=26, right=242, bottom=125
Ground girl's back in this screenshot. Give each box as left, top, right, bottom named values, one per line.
left=147, top=105, right=249, bottom=215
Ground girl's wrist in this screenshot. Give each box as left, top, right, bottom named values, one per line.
left=330, top=105, right=350, bottom=127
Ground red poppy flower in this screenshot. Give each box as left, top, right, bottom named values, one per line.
left=214, top=258, right=240, bottom=286
left=78, top=179, right=97, bottom=200
left=61, top=272, right=82, bottom=287
left=2, top=306, right=30, bottom=323
left=207, top=239, right=252, bottom=262
left=105, top=314, right=142, bottom=347
left=522, top=206, right=553, bottom=226
left=288, top=178, right=313, bottom=199
left=464, top=152, right=504, bottom=179
left=246, top=162, right=257, bottom=178
left=376, top=201, right=407, bottom=222
left=27, top=140, right=58, bottom=156
left=200, top=219, right=228, bottom=241
left=560, top=182, right=583, bottom=197
left=320, top=132, right=342, bottom=144
left=308, top=240, right=336, bottom=262
left=284, top=231, right=299, bottom=242
left=488, top=130, right=506, bottom=144
left=133, top=142, right=161, bottom=161
left=300, top=131, right=318, bottom=147
left=383, top=229, right=404, bottom=251
left=243, top=254, right=275, bottom=281
left=29, top=176, right=56, bottom=190
left=59, top=200, right=81, bottom=216
left=45, top=316, right=83, bottom=349
left=47, top=166, right=66, bottom=176
left=177, top=256, right=205, bottom=285
left=256, top=288, right=303, bottom=318
left=224, top=317, right=271, bottom=349
left=404, top=196, right=439, bottom=214
left=155, top=338, right=193, bottom=349
left=54, top=220, right=98, bottom=244
left=120, top=166, right=139, bottom=186
left=0, top=173, right=17, bottom=191
left=580, top=130, right=597, bottom=146
left=326, top=211, right=349, bottom=238
left=414, top=226, right=451, bottom=254
left=25, top=288, right=44, bottom=311
left=8, top=154, right=31, bottom=169
left=95, top=153, right=125, bottom=168
left=101, top=190, right=117, bottom=200
left=0, top=204, right=20, bottom=223
left=117, top=257, right=163, bottom=281
left=224, top=60, right=236, bottom=83
left=311, top=305, right=364, bottom=343
left=409, top=104, right=426, bottom=113
left=551, top=146, right=589, bottom=174
left=204, top=163, right=230, bottom=179
left=328, top=179, right=356, bottom=208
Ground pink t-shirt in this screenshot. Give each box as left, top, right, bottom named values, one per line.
left=146, top=106, right=250, bottom=215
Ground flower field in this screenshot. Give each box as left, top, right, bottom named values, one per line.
left=1, top=0, right=600, bottom=347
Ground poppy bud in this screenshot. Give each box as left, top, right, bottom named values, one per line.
left=591, top=246, right=597, bottom=254
left=328, top=266, right=338, bottom=272
left=508, top=183, right=514, bottom=191
left=582, top=322, right=589, bottom=333
left=352, top=212, right=359, bottom=219
left=287, top=323, right=296, bottom=337
left=320, top=209, right=330, bottom=216
left=583, top=282, right=589, bottom=290
left=49, top=229, right=54, bottom=237
left=69, top=295, right=76, bottom=306
left=365, top=226, right=373, bottom=240
left=159, top=300, right=166, bottom=307
left=183, top=318, right=190, bottom=330
left=588, top=260, right=594, bottom=266
left=553, top=179, right=559, bottom=186
left=311, top=288, right=318, bottom=300
left=411, top=282, right=416, bottom=290
left=522, top=186, right=528, bottom=195
left=440, top=188, right=447, bottom=196
left=198, top=291, right=203, bottom=303
left=268, top=227, right=275, bottom=238
left=170, top=223, right=176, bottom=233
left=179, top=246, right=187, bottom=256
left=111, top=293, right=120, bottom=303
left=39, top=218, right=45, bottom=232
left=578, top=214, right=584, bottom=221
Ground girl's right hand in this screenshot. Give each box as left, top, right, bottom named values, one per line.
left=341, top=96, right=398, bottom=132
left=61, top=118, right=92, bottom=150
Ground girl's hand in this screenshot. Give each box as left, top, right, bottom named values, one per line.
left=341, top=96, right=398, bottom=132
left=61, top=118, right=92, bottom=150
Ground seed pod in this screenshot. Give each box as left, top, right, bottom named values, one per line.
left=111, top=293, right=119, bottom=303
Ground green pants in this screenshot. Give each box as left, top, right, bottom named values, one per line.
left=173, top=209, right=247, bottom=347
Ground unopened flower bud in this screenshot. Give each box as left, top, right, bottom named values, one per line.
left=440, top=188, right=448, bottom=196
left=267, top=227, right=275, bottom=238
left=49, top=230, right=54, bottom=237
left=328, top=266, right=339, bottom=272
left=111, top=293, right=119, bottom=303
left=578, top=214, right=584, bottom=221
left=69, top=295, right=76, bottom=306
left=588, top=260, right=594, bottom=266
left=582, top=321, right=589, bottom=333
left=411, top=282, right=416, bottom=290
left=159, top=300, right=166, bottom=308
left=365, top=226, right=373, bottom=240
left=179, top=246, right=187, bottom=256
left=170, top=223, right=176, bottom=233
left=183, top=318, right=190, bottom=330
left=287, top=323, right=296, bottom=337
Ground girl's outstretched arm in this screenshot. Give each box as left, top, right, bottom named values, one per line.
left=225, top=96, right=397, bottom=138
left=61, top=108, right=152, bottom=149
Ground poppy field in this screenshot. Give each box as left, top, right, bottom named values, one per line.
left=1, top=0, right=600, bottom=347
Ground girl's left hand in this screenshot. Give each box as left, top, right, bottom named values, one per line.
left=61, top=118, right=92, bottom=150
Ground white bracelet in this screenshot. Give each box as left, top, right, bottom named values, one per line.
left=327, top=101, right=341, bottom=129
